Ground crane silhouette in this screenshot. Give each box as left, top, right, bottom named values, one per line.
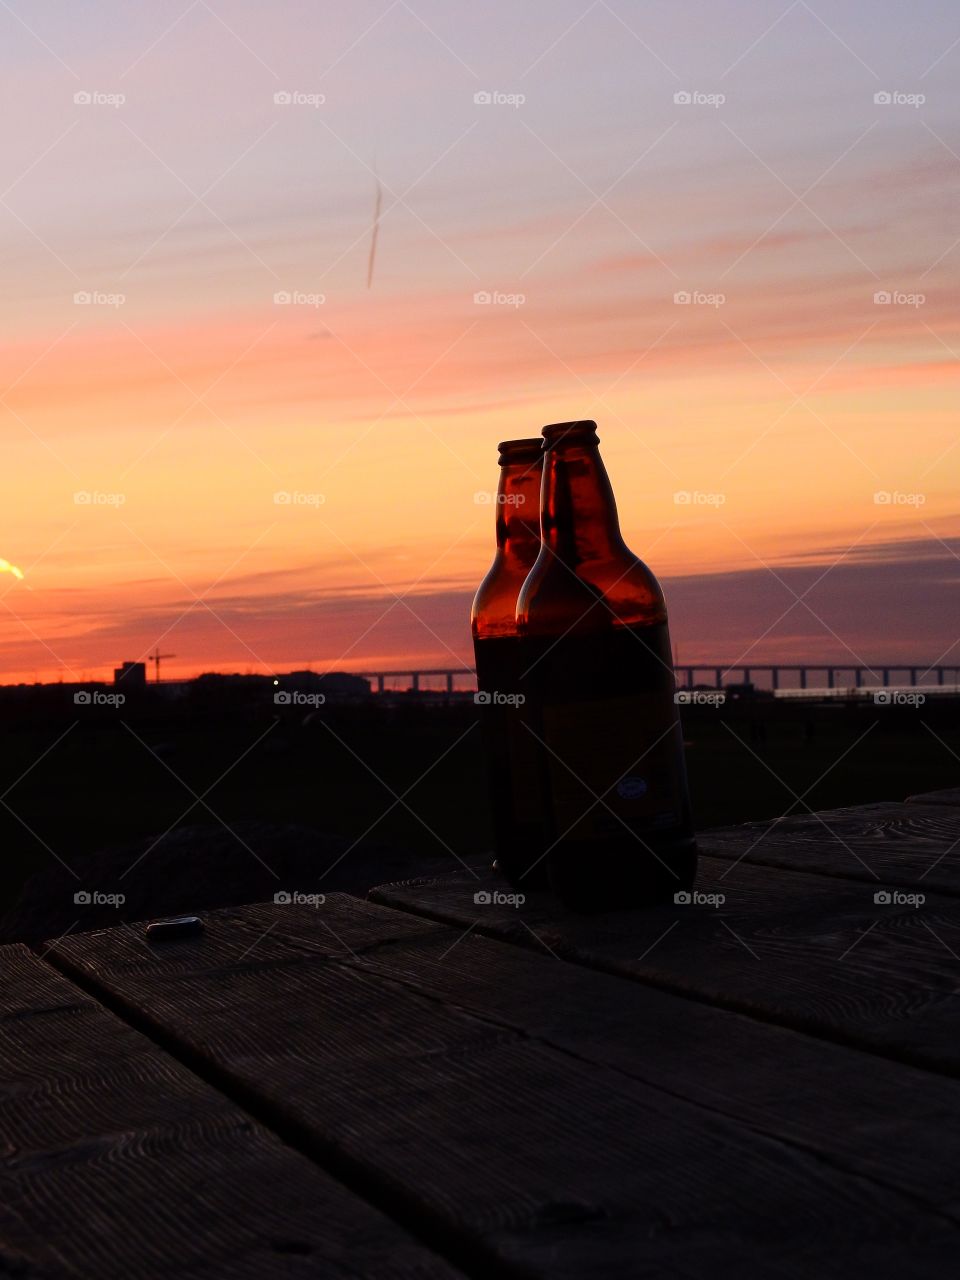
left=149, top=647, right=176, bottom=683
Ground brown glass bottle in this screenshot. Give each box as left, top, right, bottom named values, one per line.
left=471, top=439, right=548, bottom=888
left=516, top=420, right=697, bottom=912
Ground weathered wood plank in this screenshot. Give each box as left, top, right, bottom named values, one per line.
left=0, top=942, right=458, bottom=1279
left=372, top=856, right=960, bottom=1077
left=907, top=788, right=960, bottom=808
left=346, top=907, right=960, bottom=1220
left=48, top=897, right=960, bottom=1279
left=699, top=802, right=960, bottom=894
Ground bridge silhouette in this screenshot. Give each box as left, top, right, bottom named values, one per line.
left=354, top=664, right=960, bottom=695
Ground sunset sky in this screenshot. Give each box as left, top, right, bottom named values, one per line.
left=1, top=0, right=958, bottom=683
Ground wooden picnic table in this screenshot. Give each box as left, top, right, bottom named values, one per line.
left=4, top=793, right=960, bottom=1277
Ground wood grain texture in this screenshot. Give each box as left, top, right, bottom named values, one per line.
left=372, top=856, right=960, bottom=1077
left=907, top=788, right=960, bottom=808
left=698, top=802, right=960, bottom=894
left=0, top=942, right=457, bottom=1279
left=347, top=908, right=960, bottom=1221
left=49, top=897, right=960, bottom=1278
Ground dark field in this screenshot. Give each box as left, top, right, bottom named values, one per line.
left=0, top=694, right=957, bottom=940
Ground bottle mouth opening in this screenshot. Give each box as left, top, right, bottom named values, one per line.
left=541, top=420, right=599, bottom=447
left=498, top=437, right=544, bottom=463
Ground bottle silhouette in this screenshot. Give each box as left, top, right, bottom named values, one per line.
left=516, top=420, right=697, bottom=911
left=471, top=438, right=549, bottom=888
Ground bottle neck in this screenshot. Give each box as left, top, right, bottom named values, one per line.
left=496, top=458, right=542, bottom=556
left=541, top=441, right=625, bottom=565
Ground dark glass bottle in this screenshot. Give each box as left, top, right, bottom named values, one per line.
left=516, top=420, right=697, bottom=911
left=471, top=439, right=548, bottom=888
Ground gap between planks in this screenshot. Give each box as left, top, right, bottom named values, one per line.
left=36, top=932, right=520, bottom=1280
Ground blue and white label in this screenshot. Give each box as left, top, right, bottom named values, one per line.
left=616, top=775, right=648, bottom=800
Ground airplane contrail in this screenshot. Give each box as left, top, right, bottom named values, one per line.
left=0, top=558, right=24, bottom=580
left=366, top=175, right=383, bottom=289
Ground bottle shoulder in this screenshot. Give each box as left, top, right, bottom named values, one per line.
left=472, top=549, right=536, bottom=638
left=517, top=545, right=667, bottom=633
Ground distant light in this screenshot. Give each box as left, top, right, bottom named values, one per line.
left=0, top=558, right=24, bottom=581
left=273, top=679, right=279, bottom=685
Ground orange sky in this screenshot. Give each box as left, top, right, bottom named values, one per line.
left=2, top=1, right=958, bottom=682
